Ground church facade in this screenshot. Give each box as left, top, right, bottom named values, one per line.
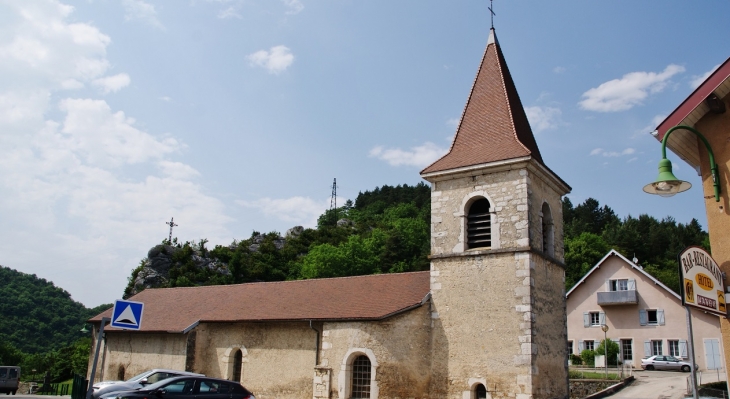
left=90, top=28, right=570, bottom=399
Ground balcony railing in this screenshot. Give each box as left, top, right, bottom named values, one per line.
left=597, top=290, right=638, bottom=305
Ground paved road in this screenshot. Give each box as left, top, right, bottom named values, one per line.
left=609, top=370, right=727, bottom=399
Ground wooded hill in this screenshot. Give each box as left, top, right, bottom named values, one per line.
left=125, top=183, right=708, bottom=298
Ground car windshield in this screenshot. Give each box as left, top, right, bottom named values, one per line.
left=666, top=356, right=679, bottom=362
left=126, top=372, right=151, bottom=382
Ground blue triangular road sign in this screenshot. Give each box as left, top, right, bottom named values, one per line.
left=111, top=300, right=144, bottom=330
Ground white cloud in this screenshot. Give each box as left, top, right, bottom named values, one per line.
left=446, top=117, right=459, bottom=129
left=247, top=45, right=294, bottom=74
left=218, top=6, right=242, bottom=19
left=635, top=114, right=666, bottom=138
left=579, top=64, right=685, bottom=112
left=690, top=64, right=721, bottom=89
left=282, top=0, right=304, bottom=15
left=237, top=196, right=329, bottom=227
left=589, top=147, right=635, bottom=157
left=369, top=142, right=448, bottom=167
left=122, top=0, right=164, bottom=29
left=0, top=0, right=231, bottom=306
left=92, top=73, right=131, bottom=94
left=525, top=106, right=562, bottom=133
left=553, top=66, right=566, bottom=74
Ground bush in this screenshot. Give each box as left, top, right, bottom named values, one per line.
left=581, top=349, right=595, bottom=366
left=570, top=353, right=583, bottom=365
left=595, top=339, right=620, bottom=365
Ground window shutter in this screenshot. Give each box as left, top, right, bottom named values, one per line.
left=584, top=312, right=590, bottom=328
left=644, top=341, right=651, bottom=357
left=599, top=312, right=606, bottom=325
left=579, top=341, right=584, bottom=352
left=679, top=340, right=688, bottom=358
left=658, top=309, right=665, bottom=326
left=628, top=279, right=636, bottom=290
left=606, top=279, right=611, bottom=291
left=639, top=309, right=647, bottom=326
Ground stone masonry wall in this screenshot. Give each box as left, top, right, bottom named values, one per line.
left=99, top=332, right=188, bottom=383
left=192, top=322, right=316, bottom=399
left=320, top=306, right=433, bottom=399
left=526, top=166, right=566, bottom=262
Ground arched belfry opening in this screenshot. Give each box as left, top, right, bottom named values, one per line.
left=475, top=384, right=487, bottom=399
left=467, top=198, right=491, bottom=249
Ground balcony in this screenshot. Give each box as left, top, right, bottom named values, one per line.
left=597, top=290, right=638, bottom=306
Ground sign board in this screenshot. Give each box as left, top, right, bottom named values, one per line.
left=679, top=246, right=726, bottom=317
left=110, top=299, right=144, bottom=330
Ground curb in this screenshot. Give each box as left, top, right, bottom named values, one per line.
left=582, top=376, right=635, bottom=399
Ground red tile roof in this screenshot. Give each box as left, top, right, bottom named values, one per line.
left=422, top=29, right=543, bottom=175
left=90, top=271, right=430, bottom=333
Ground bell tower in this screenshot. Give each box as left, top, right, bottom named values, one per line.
left=421, top=28, right=571, bottom=399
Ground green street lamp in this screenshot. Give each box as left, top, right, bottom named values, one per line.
left=644, top=125, right=721, bottom=202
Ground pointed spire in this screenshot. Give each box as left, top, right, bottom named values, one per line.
left=422, top=28, right=544, bottom=175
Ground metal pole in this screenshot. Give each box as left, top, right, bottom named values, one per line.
left=86, top=317, right=110, bottom=399
left=686, top=307, right=699, bottom=399
left=604, top=329, right=608, bottom=380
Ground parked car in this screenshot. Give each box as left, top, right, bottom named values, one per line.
left=99, top=376, right=254, bottom=399
left=641, top=355, right=695, bottom=372
left=93, top=369, right=203, bottom=398
left=0, top=366, right=20, bottom=395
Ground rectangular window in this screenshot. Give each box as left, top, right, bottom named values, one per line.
left=652, top=340, right=663, bottom=356
left=668, top=340, right=680, bottom=357
left=610, top=279, right=629, bottom=291
left=590, top=312, right=601, bottom=326
left=621, top=339, right=633, bottom=361
left=647, top=310, right=658, bottom=325
left=585, top=341, right=595, bottom=351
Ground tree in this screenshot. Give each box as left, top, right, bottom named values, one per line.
left=564, top=233, right=610, bottom=290
left=595, top=339, right=620, bottom=366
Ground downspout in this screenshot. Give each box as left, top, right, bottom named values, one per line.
left=309, top=320, right=320, bottom=366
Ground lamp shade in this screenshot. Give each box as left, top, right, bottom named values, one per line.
left=643, top=158, right=692, bottom=197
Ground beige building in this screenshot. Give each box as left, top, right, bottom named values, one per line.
left=566, top=250, right=723, bottom=370
left=90, top=27, right=571, bottom=399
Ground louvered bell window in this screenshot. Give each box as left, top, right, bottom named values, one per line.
left=467, top=198, right=491, bottom=249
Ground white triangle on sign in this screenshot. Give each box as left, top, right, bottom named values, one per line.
left=115, top=305, right=138, bottom=326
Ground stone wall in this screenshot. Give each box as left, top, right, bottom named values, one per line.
left=99, top=331, right=188, bottom=382
left=568, top=380, right=615, bottom=399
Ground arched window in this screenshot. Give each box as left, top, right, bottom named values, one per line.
left=475, top=384, right=487, bottom=399
left=117, top=366, right=125, bottom=381
left=232, top=349, right=242, bottom=382
left=467, top=198, right=491, bottom=249
left=351, top=355, right=372, bottom=399
left=541, top=202, right=554, bottom=257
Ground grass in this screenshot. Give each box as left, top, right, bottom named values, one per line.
left=569, top=370, right=621, bottom=380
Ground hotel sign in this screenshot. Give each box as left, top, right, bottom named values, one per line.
left=679, top=246, right=726, bottom=317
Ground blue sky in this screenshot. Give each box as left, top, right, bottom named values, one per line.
left=1, top=0, right=728, bottom=307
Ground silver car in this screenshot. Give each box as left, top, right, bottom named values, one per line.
left=92, top=369, right=203, bottom=398
left=640, top=355, right=694, bottom=372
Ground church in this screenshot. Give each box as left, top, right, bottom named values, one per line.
left=89, top=27, right=571, bottom=399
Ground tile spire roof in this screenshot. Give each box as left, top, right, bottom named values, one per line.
left=422, top=28, right=543, bottom=175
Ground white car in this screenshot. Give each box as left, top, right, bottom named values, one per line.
left=92, top=369, right=204, bottom=398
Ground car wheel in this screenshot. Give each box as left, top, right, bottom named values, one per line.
left=645, top=365, right=654, bottom=371
left=681, top=365, right=690, bottom=372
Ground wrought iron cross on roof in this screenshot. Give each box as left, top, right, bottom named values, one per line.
left=488, top=0, right=496, bottom=29
left=166, top=217, right=178, bottom=243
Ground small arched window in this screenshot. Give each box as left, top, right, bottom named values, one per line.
left=475, top=384, right=487, bottom=399
left=467, top=198, right=491, bottom=249
left=117, top=366, right=125, bottom=381
left=232, top=349, right=242, bottom=382
left=541, top=202, right=554, bottom=257
left=351, top=355, right=372, bottom=399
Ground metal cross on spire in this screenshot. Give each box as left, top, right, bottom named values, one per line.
left=488, top=0, right=496, bottom=29
left=166, top=217, right=178, bottom=243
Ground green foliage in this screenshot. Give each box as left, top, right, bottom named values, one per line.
left=595, top=339, right=620, bottom=366
left=563, top=198, right=708, bottom=293
left=0, top=266, right=111, bottom=354
left=580, top=349, right=595, bottom=366
left=569, top=353, right=583, bottom=365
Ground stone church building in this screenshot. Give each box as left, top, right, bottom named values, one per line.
left=90, top=28, right=571, bottom=399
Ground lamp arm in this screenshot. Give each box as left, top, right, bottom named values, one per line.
left=662, top=125, right=721, bottom=202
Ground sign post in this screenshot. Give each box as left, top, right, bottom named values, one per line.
left=679, top=246, right=725, bottom=399
left=87, top=300, right=144, bottom=399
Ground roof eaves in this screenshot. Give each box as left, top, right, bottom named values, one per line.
left=565, top=250, right=617, bottom=298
